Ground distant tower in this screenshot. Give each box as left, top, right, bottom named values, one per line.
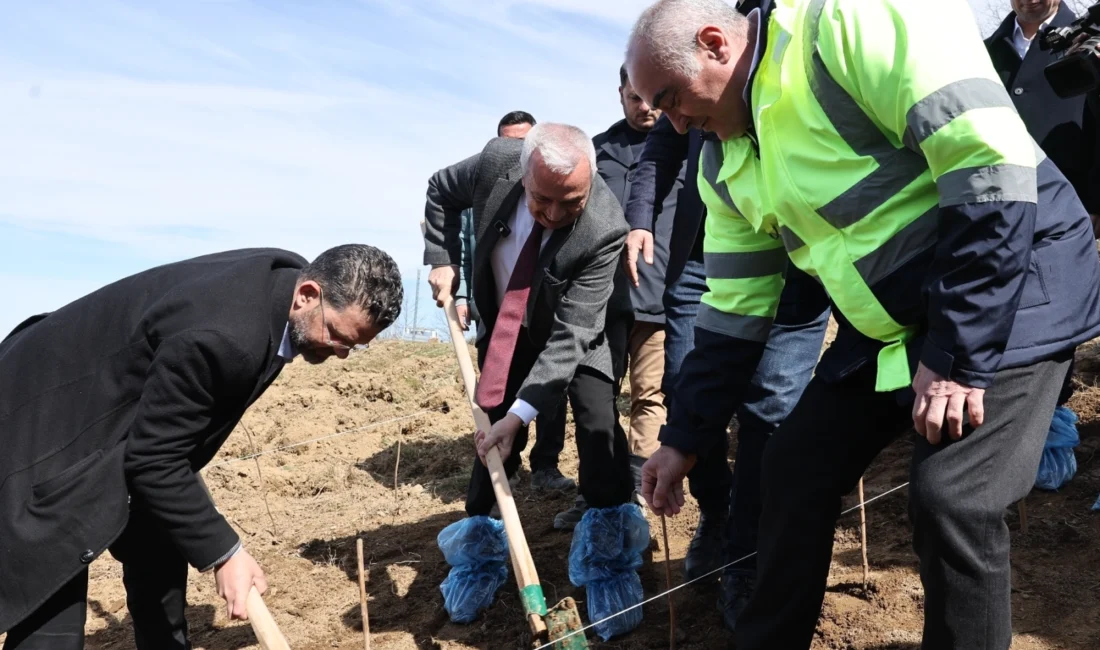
left=414, top=268, right=421, bottom=330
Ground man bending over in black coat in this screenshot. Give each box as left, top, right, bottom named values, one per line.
left=0, top=245, right=403, bottom=650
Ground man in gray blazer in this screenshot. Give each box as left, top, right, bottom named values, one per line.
left=423, top=123, right=636, bottom=526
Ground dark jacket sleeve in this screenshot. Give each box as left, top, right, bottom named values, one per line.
left=623, top=115, right=689, bottom=232
left=921, top=200, right=1037, bottom=388
left=660, top=268, right=830, bottom=455
left=423, top=152, right=481, bottom=267
left=659, top=328, right=766, bottom=456
left=124, top=330, right=259, bottom=572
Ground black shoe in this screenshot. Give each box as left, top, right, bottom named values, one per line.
left=553, top=495, right=589, bottom=530
left=717, top=571, right=755, bottom=633
left=530, top=467, right=577, bottom=492
left=683, top=510, right=727, bottom=582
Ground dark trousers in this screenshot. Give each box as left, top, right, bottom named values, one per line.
left=735, top=354, right=1071, bottom=650
left=530, top=313, right=629, bottom=475
left=465, top=335, right=634, bottom=515
left=529, top=399, right=567, bottom=473
left=4, top=510, right=192, bottom=650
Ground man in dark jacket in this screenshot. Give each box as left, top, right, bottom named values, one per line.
left=624, top=110, right=829, bottom=623
left=986, top=0, right=1098, bottom=218
left=986, top=0, right=1100, bottom=443
left=0, top=245, right=403, bottom=650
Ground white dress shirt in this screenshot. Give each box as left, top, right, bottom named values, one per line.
left=278, top=324, right=297, bottom=361
left=491, top=193, right=551, bottom=426
left=1012, top=16, right=1053, bottom=59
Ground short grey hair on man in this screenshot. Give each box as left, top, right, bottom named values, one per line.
left=627, top=0, right=748, bottom=79
left=520, top=122, right=598, bottom=180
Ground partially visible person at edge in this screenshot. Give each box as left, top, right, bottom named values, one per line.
left=626, top=0, right=1100, bottom=648
left=0, top=245, right=403, bottom=650
left=986, top=0, right=1100, bottom=477
left=621, top=3, right=829, bottom=627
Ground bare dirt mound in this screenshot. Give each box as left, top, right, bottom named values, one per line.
left=67, top=339, right=1100, bottom=649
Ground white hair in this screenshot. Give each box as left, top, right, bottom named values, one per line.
left=520, top=122, right=597, bottom=180
left=627, top=0, right=747, bottom=79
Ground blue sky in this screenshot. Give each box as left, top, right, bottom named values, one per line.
left=0, top=0, right=1003, bottom=336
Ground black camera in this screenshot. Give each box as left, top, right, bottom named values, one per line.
left=1038, top=3, right=1100, bottom=98
left=1040, top=3, right=1100, bottom=98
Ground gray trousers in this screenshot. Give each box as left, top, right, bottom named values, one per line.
left=734, top=353, right=1071, bottom=650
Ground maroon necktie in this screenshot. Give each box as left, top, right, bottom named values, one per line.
left=476, top=222, right=546, bottom=410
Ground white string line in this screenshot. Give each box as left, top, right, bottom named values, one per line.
left=533, top=480, right=911, bottom=650
left=203, top=407, right=444, bottom=469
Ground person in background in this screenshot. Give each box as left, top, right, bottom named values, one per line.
left=986, top=0, right=1100, bottom=464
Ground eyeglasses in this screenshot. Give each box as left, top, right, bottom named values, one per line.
left=319, top=288, right=361, bottom=351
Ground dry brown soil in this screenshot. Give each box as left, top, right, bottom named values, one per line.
left=41, top=338, right=1100, bottom=649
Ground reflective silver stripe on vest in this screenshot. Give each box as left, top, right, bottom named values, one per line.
left=804, top=0, right=928, bottom=230
left=780, top=227, right=805, bottom=252
left=705, top=248, right=788, bottom=279
left=699, top=135, right=806, bottom=252
left=903, top=78, right=1016, bottom=150
left=700, top=139, right=738, bottom=211
left=937, top=163, right=1038, bottom=206
left=853, top=206, right=938, bottom=286
left=1034, top=140, right=1047, bottom=164
left=696, top=303, right=773, bottom=342
left=815, top=153, right=928, bottom=229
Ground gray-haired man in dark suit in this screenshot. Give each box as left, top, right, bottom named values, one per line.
left=422, top=123, right=636, bottom=527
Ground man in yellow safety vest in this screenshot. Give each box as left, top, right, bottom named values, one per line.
left=625, top=0, right=1100, bottom=647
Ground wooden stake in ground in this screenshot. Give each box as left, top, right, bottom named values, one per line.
left=660, top=514, right=676, bottom=650
left=356, top=538, right=372, bottom=650
left=858, top=478, right=869, bottom=590
left=393, top=439, right=402, bottom=506
left=1018, top=499, right=1029, bottom=534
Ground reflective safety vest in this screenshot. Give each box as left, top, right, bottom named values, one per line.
left=697, top=0, right=1041, bottom=392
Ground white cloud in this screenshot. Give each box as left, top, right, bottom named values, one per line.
left=0, top=1, right=640, bottom=281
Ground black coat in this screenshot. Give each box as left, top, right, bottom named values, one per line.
left=0, top=248, right=306, bottom=633
left=593, top=119, right=671, bottom=324
left=986, top=3, right=1099, bottom=213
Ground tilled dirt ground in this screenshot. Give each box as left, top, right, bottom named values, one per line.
left=61, top=338, right=1100, bottom=649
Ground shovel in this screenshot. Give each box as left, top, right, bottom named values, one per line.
left=441, top=296, right=588, bottom=649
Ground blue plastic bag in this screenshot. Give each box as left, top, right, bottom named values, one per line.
left=1035, top=406, right=1079, bottom=491
left=437, top=516, right=509, bottom=623
left=568, top=503, right=649, bottom=640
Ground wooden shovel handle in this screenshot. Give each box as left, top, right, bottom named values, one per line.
left=442, top=297, right=547, bottom=637
left=246, top=587, right=291, bottom=650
